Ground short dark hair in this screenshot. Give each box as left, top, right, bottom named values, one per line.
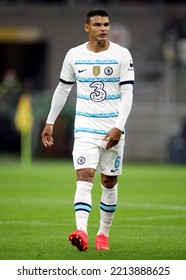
left=86, top=9, right=109, bottom=23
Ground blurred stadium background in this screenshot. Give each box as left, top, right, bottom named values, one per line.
left=0, top=0, right=186, bottom=164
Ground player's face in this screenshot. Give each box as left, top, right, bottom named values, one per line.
left=84, top=16, right=110, bottom=43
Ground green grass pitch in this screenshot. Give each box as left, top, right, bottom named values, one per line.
left=0, top=160, right=186, bottom=260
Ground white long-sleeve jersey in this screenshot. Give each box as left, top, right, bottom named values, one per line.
left=47, top=41, right=135, bottom=139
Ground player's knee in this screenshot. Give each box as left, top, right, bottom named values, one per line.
left=76, top=168, right=95, bottom=183
left=101, top=175, right=117, bottom=188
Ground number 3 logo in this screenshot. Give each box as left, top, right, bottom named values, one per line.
left=90, top=81, right=106, bottom=102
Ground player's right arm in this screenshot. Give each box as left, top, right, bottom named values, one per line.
left=41, top=81, right=72, bottom=148
left=42, top=124, right=54, bottom=147
left=41, top=50, right=75, bottom=148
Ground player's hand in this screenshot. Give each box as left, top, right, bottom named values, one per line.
left=41, top=124, right=54, bottom=148
left=103, top=127, right=122, bottom=149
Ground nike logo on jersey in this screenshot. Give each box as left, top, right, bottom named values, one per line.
left=128, top=63, right=134, bottom=71
left=78, top=69, right=87, bottom=73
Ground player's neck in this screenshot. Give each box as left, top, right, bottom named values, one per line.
left=87, top=40, right=109, bottom=53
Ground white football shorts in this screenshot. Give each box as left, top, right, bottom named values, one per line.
left=72, top=136, right=125, bottom=176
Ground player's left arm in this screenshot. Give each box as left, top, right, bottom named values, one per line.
left=104, top=50, right=134, bottom=150
left=114, top=83, right=133, bottom=132
left=115, top=49, right=134, bottom=132
left=104, top=84, right=133, bottom=150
